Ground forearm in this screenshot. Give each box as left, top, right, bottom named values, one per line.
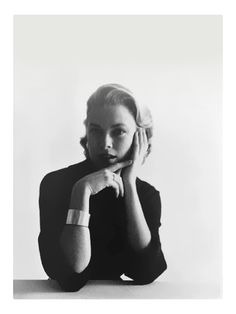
left=124, top=180, right=151, bottom=251
left=123, top=181, right=167, bottom=283
left=60, top=183, right=91, bottom=273
left=60, top=225, right=91, bottom=273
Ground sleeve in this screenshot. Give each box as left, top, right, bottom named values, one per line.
left=123, top=184, right=167, bottom=284
left=38, top=173, right=91, bottom=292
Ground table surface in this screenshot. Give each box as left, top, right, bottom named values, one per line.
left=13, top=279, right=221, bottom=299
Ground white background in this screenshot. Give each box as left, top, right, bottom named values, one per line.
left=1, top=0, right=236, bottom=313
left=14, top=15, right=222, bottom=292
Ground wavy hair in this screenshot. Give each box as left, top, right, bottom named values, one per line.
left=80, top=83, right=153, bottom=163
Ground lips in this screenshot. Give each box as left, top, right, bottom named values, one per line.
left=98, top=153, right=117, bottom=164
left=100, top=153, right=116, bottom=159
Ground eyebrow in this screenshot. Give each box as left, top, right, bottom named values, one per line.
left=89, top=123, right=101, bottom=128
left=89, top=123, right=127, bottom=129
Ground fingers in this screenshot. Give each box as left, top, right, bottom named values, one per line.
left=109, top=180, right=120, bottom=198
left=115, top=169, right=121, bottom=176
left=132, top=128, right=147, bottom=160
left=140, top=128, right=148, bottom=154
left=114, top=173, right=124, bottom=197
left=107, top=160, right=132, bottom=172
left=132, top=131, right=139, bottom=159
left=107, top=172, right=124, bottom=198
left=112, top=173, right=124, bottom=197
left=137, top=128, right=148, bottom=155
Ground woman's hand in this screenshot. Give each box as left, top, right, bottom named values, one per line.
left=71, top=160, right=132, bottom=201
left=122, top=128, right=149, bottom=184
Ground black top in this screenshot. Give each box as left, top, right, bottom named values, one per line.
left=38, top=159, right=167, bottom=292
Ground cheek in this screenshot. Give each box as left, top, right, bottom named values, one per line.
left=87, top=136, right=97, bottom=152
left=118, top=135, right=134, bottom=152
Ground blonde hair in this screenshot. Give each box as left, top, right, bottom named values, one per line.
left=80, top=83, right=153, bottom=162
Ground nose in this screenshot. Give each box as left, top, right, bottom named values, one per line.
left=102, top=133, right=113, bottom=150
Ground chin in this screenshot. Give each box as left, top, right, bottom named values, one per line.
left=96, top=158, right=121, bottom=170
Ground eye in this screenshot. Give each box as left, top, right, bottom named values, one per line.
left=112, top=129, right=126, bottom=137
left=89, top=127, right=102, bottom=136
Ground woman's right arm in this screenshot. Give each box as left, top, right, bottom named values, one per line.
left=38, top=173, right=92, bottom=292
left=38, top=161, right=131, bottom=291
left=59, top=182, right=92, bottom=274
left=59, top=161, right=131, bottom=275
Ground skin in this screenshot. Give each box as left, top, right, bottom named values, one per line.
left=60, top=104, right=152, bottom=274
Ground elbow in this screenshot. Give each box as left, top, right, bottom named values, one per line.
left=58, top=274, right=89, bottom=292
left=133, top=278, right=155, bottom=285
left=132, top=269, right=166, bottom=286
left=70, top=260, right=90, bottom=275
left=139, top=262, right=167, bottom=285
left=57, top=265, right=91, bottom=292
left=128, top=258, right=167, bottom=286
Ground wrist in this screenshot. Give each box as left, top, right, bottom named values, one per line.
left=123, top=178, right=136, bottom=189
left=77, top=180, right=92, bottom=196
left=70, top=181, right=91, bottom=212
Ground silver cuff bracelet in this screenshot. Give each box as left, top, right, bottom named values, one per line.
left=66, top=209, right=90, bottom=227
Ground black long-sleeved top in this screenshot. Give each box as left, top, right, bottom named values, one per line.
left=38, top=159, right=167, bottom=292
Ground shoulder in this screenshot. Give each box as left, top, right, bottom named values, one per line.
left=136, top=177, right=160, bottom=199
left=136, top=178, right=161, bottom=208
left=136, top=178, right=162, bottom=224
left=40, top=159, right=90, bottom=192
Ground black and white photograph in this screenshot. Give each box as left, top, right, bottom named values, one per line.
left=13, top=15, right=222, bottom=299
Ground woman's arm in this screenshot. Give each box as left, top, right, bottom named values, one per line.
left=38, top=173, right=91, bottom=292
left=39, top=161, right=131, bottom=291
left=59, top=183, right=91, bottom=274
left=121, top=129, right=167, bottom=283
left=123, top=183, right=167, bottom=284
left=123, top=180, right=151, bottom=250
left=122, top=129, right=152, bottom=250
left=59, top=160, right=132, bottom=276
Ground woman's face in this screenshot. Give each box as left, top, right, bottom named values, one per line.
left=86, top=103, right=137, bottom=169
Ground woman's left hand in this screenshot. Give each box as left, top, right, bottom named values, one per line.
left=121, top=128, right=149, bottom=184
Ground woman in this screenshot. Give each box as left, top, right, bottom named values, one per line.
left=38, top=83, right=167, bottom=292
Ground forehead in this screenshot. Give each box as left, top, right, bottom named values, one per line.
left=87, top=104, right=136, bottom=128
